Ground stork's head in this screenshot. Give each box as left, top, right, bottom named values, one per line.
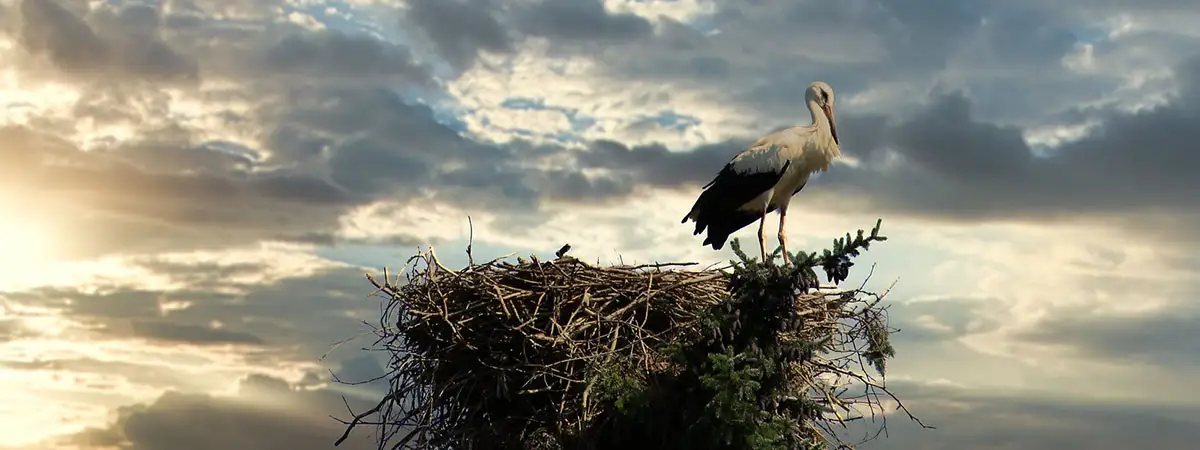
left=806, top=81, right=834, bottom=106
left=806, top=81, right=838, bottom=146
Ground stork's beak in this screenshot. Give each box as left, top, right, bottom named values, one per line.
left=822, top=103, right=839, bottom=146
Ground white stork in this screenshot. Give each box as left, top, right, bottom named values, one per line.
left=681, top=81, right=841, bottom=265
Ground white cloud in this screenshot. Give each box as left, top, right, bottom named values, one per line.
left=0, top=242, right=361, bottom=447
left=446, top=40, right=787, bottom=151
left=602, top=0, right=718, bottom=24
left=3, top=0, right=1200, bottom=448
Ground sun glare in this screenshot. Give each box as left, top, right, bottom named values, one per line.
left=0, top=216, right=57, bottom=278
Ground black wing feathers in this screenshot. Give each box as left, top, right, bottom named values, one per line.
left=682, top=160, right=790, bottom=250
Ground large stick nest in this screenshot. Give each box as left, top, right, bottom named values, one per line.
left=338, top=247, right=914, bottom=450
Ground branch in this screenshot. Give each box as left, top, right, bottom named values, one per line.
left=333, top=392, right=398, bottom=446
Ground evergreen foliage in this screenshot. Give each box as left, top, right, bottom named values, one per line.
left=587, top=219, right=891, bottom=450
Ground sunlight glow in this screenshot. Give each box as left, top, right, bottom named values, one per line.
left=0, top=216, right=57, bottom=273
left=0, top=68, right=82, bottom=127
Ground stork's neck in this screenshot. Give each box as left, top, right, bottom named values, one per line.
left=807, top=99, right=829, bottom=130
left=807, top=98, right=841, bottom=158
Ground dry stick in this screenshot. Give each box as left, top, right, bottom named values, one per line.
left=346, top=251, right=907, bottom=450
left=333, top=392, right=399, bottom=446
left=466, top=216, right=475, bottom=267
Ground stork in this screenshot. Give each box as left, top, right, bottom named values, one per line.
left=681, top=81, right=841, bottom=265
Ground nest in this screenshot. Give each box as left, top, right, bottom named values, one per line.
left=336, top=246, right=919, bottom=450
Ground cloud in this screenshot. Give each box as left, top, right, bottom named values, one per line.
left=0, top=244, right=392, bottom=447
left=402, top=0, right=515, bottom=71
left=128, top=320, right=264, bottom=345
left=884, top=296, right=1007, bottom=345
left=513, top=0, right=654, bottom=43
left=254, top=29, right=434, bottom=87
left=3, top=252, right=378, bottom=361
left=13, top=0, right=199, bottom=85
left=0, top=125, right=359, bottom=257
left=4, top=1, right=1200, bottom=448
left=1013, top=297, right=1200, bottom=369
left=841, top=381, right=1200, bottom=450
left=402, top=0, right=653, bottom=74
left=52, top=373, right=379, bottom=450
left=0, top=319, right=30, bottom=343
left=817, top=55, right=1200, bottom=229
left=5, top=0, right=1195, bottom=262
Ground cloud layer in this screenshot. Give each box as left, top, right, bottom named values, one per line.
left=2, top=0, right=1199, bottom=449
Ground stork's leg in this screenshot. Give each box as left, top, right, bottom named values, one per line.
left=757, top=209, right=768, bottom=262
left=778, top=206, right=790, bottom=266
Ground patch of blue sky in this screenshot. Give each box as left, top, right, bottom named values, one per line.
left=1072, top=26, right=1113, bottom=46
left=290, top=0, right=391, bottom=38
left=498, top=96, right=599, bottom=135
left=499, top=97, right=546, bottom=110
left=649, top=110, right=701, bottom=132
left=288, top=0, right=458, bottom=80
left=197, top=139, right=262, bottom=162
left=680, top=7, right=720, bottom=36
left=362, top=87, right=476, bottom=142
left=564, top=111, right=597, bottom=133
left=428, top=102, right=474, bottom=134
left=103, top=0, right=152, bottom=9
left=272, top=1, right=470, bottom=137
left=473, top=124, right=587, bottom=147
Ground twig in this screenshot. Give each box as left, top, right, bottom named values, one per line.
left=336, top=240, right=918, bottom=450
left=466, top=216, right=475, bottom=267
left=333, top=392, right=398, bottom=446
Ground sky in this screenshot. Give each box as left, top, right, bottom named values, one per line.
left=0, top=0, right=1199, bottom=448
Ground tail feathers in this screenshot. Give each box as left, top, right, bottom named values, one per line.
left=702, top=230, right=732, bottom=250
left=684, top=175, right=776, bottom=250
left=693, top=207, right=762, bottom=250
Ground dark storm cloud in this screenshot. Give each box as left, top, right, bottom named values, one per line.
left=256, top=29, right=433, bottom=86
left=555, top=0, right=1153, bottom=128
left=565, top=54, right=1200, bottom=230
left=14, top=0, right=198, bottom=84
left=883, top=297, right=1006, bottom=344
left=1, top=257, right=394, bottom=434
left=514, top=0, right=654, bottom=43
left=401, top=0, right=652, bottom=72
left=2, top=262, right=379, bottom=362
left=0, top=125, right=361, bottom=257
left=576, top=138, right=747, bottom=188
left=1014, top=304, right=1200, bottom=369
left=814, top=55, right=1200, bottom=223
left=404, top=0, right=515, bottom=70
left=5, top=0, right=1200, bottom=254
left=255, top=86, right=646, bottom=211
left=841, top=381, right=1200, bottom=450
left=130, top=321, right=265, bottom=345
left=56, top=373, right=379, bottom=450
left=516, top=0, right=1200, bottom=232
left=44, top=374, right=1200, bottom=450
left=0, top=1, right=470, bottom=254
